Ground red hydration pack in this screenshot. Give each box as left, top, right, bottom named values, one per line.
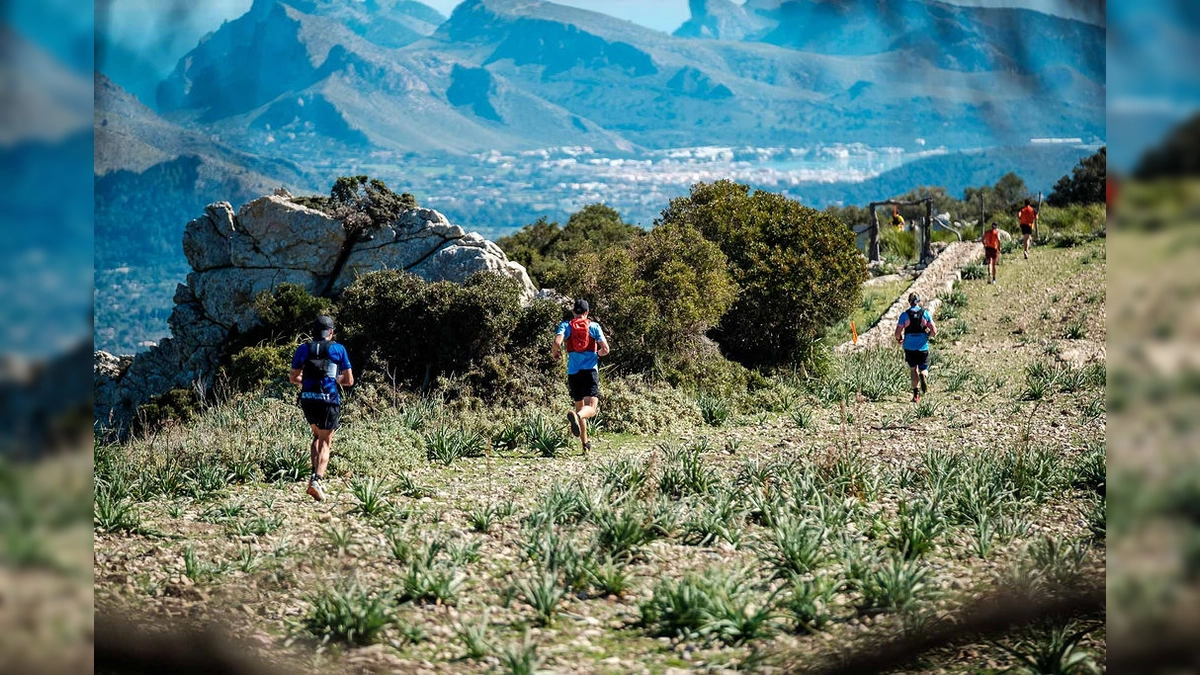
left=565, top=316, right=596, bottom=353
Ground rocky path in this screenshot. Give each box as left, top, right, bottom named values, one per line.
left=838, top=242, right=983, bottom=352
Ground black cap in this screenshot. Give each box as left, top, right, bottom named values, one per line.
left=573, top=298, right=589, bottom=315
left=314, top=315, right=335, bottom=338
left=908, top=293, right=920, bottom=305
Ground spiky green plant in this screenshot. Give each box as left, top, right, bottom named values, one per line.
left=525, top=413, right=571, bottom=457
left=763, top=516, right=826, bottom=578
left=456, top=612, right=491, bottom=660
left=785, top=576, right=839, bottom=634
left=886, top=499, right=945, bottom=560
left=350, top=476, right=391, bottom=517
left=856, top=556, right=932, bottom=615
left=658, top=442, right=718, bottom=499
left=303, top=583, right=394, bottom=646
left=517, top=572, right=565, bottom=626
left=497, top=630, right=541, bottom=675
left=697, top=393, right=730, bottom=426
left=996, top=620, right=1100, bottom=675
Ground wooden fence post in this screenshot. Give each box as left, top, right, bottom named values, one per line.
left=869, top=203, right=880, bottom=261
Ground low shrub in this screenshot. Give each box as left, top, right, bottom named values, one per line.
left=597, top=375, right=703, bottom=434
left=640, top=567, right=779, bottom=644
left=227, top=344, right=292, bottom=393
left=134, top=388, right=200, bottom=434
left=961, top=261, right=988, bottom=281
left=303, top=583, right=394, bottom=646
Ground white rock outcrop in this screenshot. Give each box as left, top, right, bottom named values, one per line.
left=95, top=196, right=535, bottom=428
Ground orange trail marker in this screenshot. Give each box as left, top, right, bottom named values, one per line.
left=851, top=321, right=858, bottom=344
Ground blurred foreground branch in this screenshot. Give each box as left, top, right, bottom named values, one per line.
left=95, top=613, right=287, bottom=675
left=792, top=576, right=1104, bottom=675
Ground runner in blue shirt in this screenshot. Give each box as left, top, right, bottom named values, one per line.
left=289, top=315, right=354, bottom=501
left=550, top=299, right=610, bottom=454
left=893, top=293, right=937, bottom=403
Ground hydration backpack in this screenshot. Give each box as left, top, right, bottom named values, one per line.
left=565, top=317, right=596, bottom=353
left=904, top=307, right=928, bottom=335
left=301, top=340, right=337, bottom=387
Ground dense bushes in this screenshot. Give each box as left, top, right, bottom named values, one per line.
left=337, top=270, right=559, bottom=399
left=659, top=180, right=867, bottom=367
left=181, top=177, right=881, bottom=415
left=496, top=204, right=643, bottom=288
left=557, top=221, right=737, bottom=372
left=1037, top=204, right=1106, bottom=236
left=1047, top=148, right=1105, bottom=206
left=293, top=175, right=418, bottom=234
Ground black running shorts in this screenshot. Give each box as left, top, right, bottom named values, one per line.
left=568, top=369, right=600, bottom=402
left=904, top=349, right=930, bottom=369
left=1020, top=224, right=1034, bottom=236
left=301, top=400, right=342, bottom=430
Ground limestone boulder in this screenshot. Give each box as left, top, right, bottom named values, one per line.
left=95, top=194, right=537, bottom=431
left=182, top=202, right=236, bottom=272
left=231, top=196, right=346, bottom=272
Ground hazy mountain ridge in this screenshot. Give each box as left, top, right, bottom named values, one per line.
left=680, top=0, right=1104, bottom=86
left=147, top=0, right=1103, bottom=155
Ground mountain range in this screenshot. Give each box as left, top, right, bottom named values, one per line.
left=137, top=0, right=1102, bottom=155
left=94, top=0, right=1105, bottom=353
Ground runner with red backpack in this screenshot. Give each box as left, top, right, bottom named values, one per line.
left=550, top=299, right=610, bottom=454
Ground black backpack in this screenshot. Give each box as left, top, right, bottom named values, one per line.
left=301, top=340, right=336, bottom=389
left=904, top=307, right=927, bottom=335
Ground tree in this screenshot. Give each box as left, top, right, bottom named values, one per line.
left=993, top=172, right=1030, bottom=209
left=1047, top=148, right=1106, bottom=206
left=1135, top=116, right=1200, bottom=178
left=294, top=175, right=418, bottom=235
left=659, top=180, right=868, bottom=367
left=495, top=204, right=643, bottom=288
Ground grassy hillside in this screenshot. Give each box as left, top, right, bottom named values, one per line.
left=94, top=240, right=1106, bottom=673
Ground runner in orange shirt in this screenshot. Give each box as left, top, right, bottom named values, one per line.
left=1018, top=198, right=1038, bottom=259
left=982, top=221, right=1001, bottom=284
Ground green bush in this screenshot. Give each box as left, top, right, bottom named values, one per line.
left=659, top=180, right=868, bottom=367
left=338, top=270, right=558, bottom=401
left=961, top=261, right=988, bottom=281
left=227, top=344, right=292, bottom=392
left=558, top=221, right=737, bottom=373
left=879, top=228, right=916, bottom=261
left=249, top=283, right=334, bottom=345
left=134, top=387, right=200, bottom=433
left=293, top=175, right=418, bottom=232
left=1037, top=204, right=1106, bottom=236
left=597, top=375, right=704, bottom=434
left=496, top=204, right=643, bottom=289
left=1047, top=147, right=1105, bottom=206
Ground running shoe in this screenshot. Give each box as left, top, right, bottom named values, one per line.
left=307, top=477, right=326, bottom=502
left=567, top=411, right=582, bottom=437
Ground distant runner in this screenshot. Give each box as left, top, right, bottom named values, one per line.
left=289, top=315, right=354, bottom=502
left=982, top=221, right=1001, bottom=284
left=894, top=293, right=937, bottom=403
left=892, top=208, right=906, bottom=231
left=551, top=299, right=610, bottom=454
left=1018, top=198, right=1038, bottom=259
